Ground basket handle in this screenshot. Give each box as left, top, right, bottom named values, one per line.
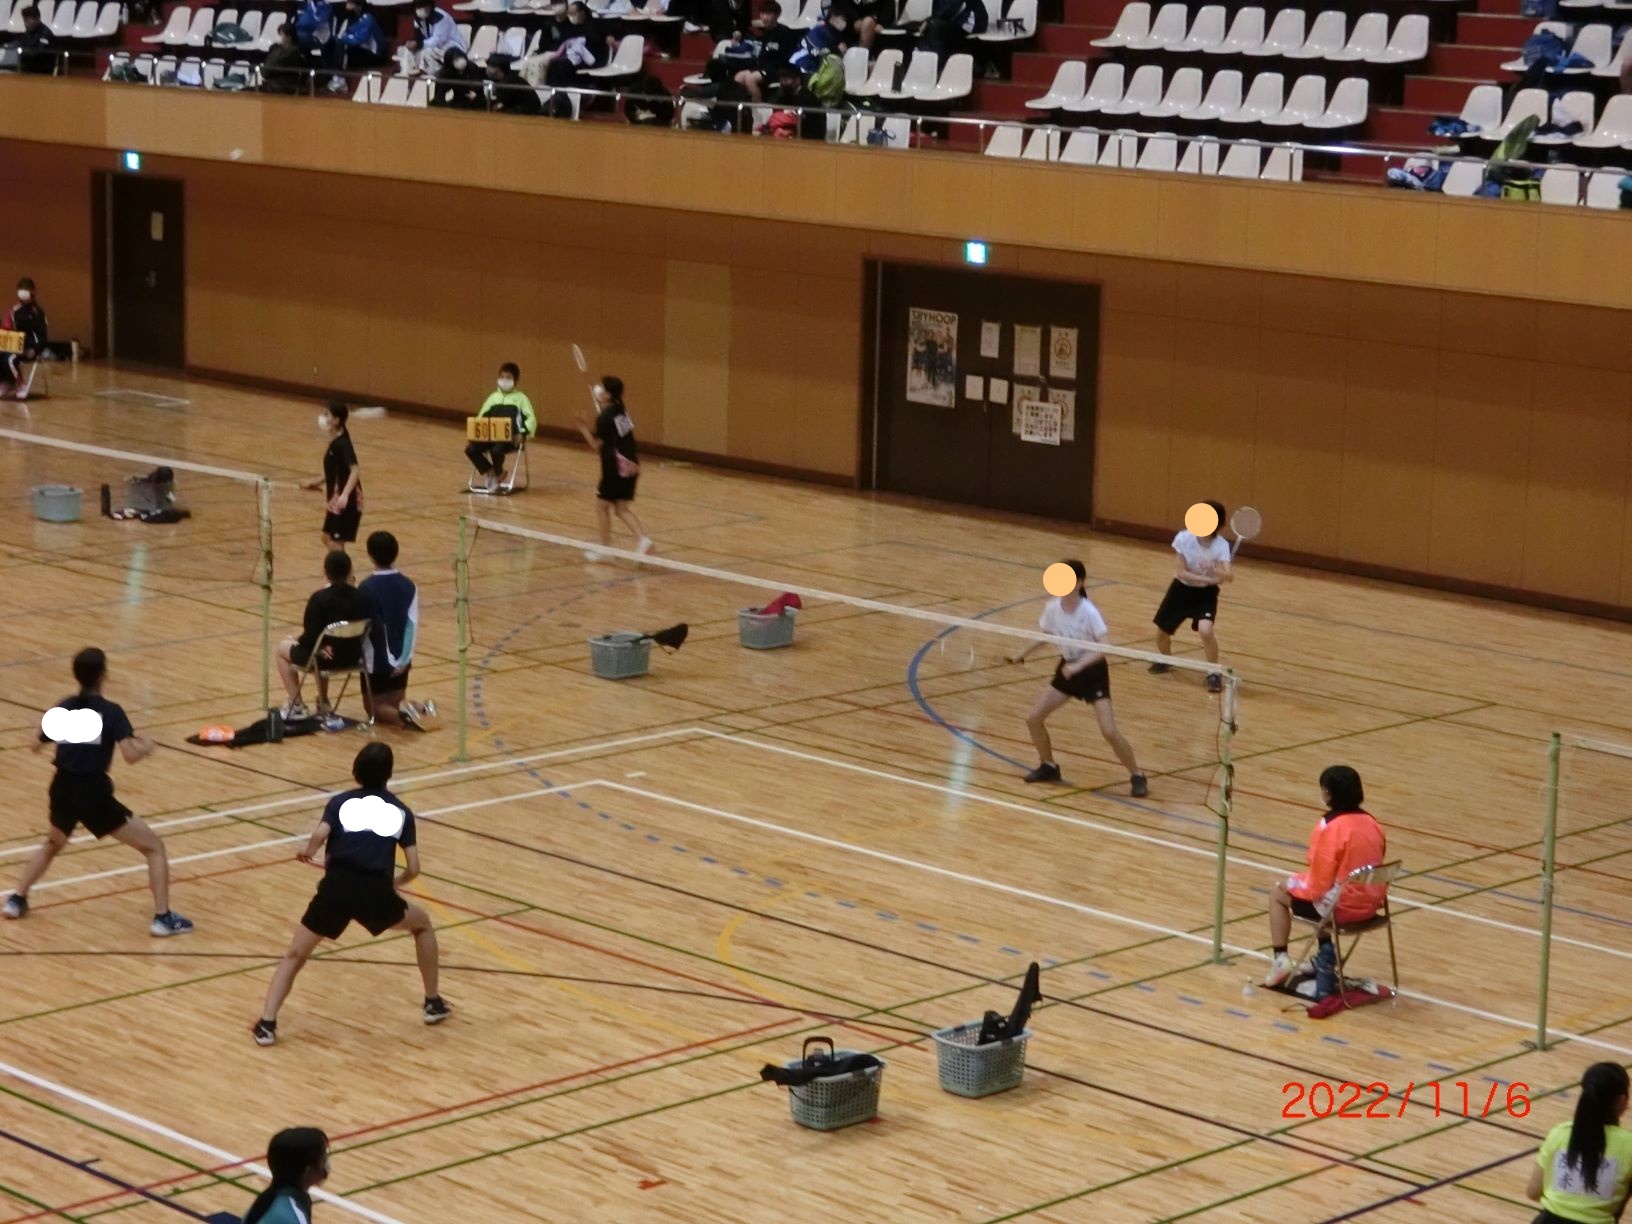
left=802, top=1036, right=835, bottom=1063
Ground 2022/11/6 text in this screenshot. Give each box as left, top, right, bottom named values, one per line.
left=1281, top=1081, right=1531, bottom=1119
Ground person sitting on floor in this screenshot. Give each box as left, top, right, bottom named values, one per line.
left=466, top=361, right=537, bottom=491
left=1264, top=765, right=1388, bottom=995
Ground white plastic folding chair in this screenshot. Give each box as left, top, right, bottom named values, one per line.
left=1531, top=89, right=1593, bottom=144
left=837, top=44, right=868, bottom=93
left=1216, top=140, right=1260, bottom=176
left=1025, top=58, right=1085, bottom=110
left=1243, top=7, right=1301, bottom=57
left=352, top=71, right=382, bottom=100
left=882, top=0, right=930, bottom=32
left=784, top=0, right=821, bottom=28
left=407, top=76, right=431, bottom=105
left=1575, top=94, right=1632, bottom=149
left=1284, top=9, right=1342, bottom=59
left=1260, top=143, right=1302, bottom=179
left=1540, top=167, right=1581, bottom=204
left=925, top=51, right=974, bottom=102
left=584, top=32, right=643, bottom=75
left=849, top=46, right=901, bottom=96
left=1127, top=1, right=1187, bottom=50
left=182, top=5, right=214, bottom=45
left=466, top=22, right=498, bottom=62
left=1586, top=170, right=1622, bottom=208
left=1263, top=73, right=1323, bottom=126
left=142, top=3, right=188, bottom=43
left=1185, top=67, right=1240, bottom=122
left=1326, top=11, right=1384, bottom=61
left=1561, top=23, right=1612, bottom=73
left=1061, top=60, right=1122, bottom=112
left=1022, top=126, right=1059, bottom=159
left=1440, top=158, right=1484, bottom=196
left=878, top=47, right=938, bottom=100
left=46, top=0, right=74, bottom=37
left=1208, top=4, right=1261, bottom=54
left=1135, top=132, right=1179, bottom=170
left=1098, top=132, right=1132, bottom=166
left=1219, top=70, right=1282, bottom=124
left=1143, top=65, right=1201, bottom=119
left=984, top=122, right=1024, bottom=157
left=499, top=24, right=526, bottom=54
left=1488, top=87, right=1548, bottom=140
left=1593, top=33, right=1632, bottom=79
left=1304, top=76, right=1366, bottom=130
left=1089, top=0, right=1147, bottom=48
left=102, top=48, right=128, bottom=77
left=1179, top=135, right=1220, bottom=172
left=1368, top=12, right=1425, bottom=63
left=71, top=2, right=101, bottom=37
left=1499, top=21, right=1567, bottom=72
left=0, top=0, right=13, bottom=30
left=253, top=12, right=280, bottom=50
left=1457, top=83, right=1503, bottom=134
left=1058, top=130, right=1099, bottom=163
left=1099, top=62, right=1161, bottom=115
left=1172, top=2, right=1222, bottom=51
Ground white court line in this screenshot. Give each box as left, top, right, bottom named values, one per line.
left=31, top=783, right=600, bottom=894
left=0, top=426, right=264, bottom=484
left=594, top=778, right=1632, bottom=1058
left=0, top=1058, right=408, bottom=1224
left=0, top=728, right=694, bottom=860
left=689, top=727, right=1632, bottom=963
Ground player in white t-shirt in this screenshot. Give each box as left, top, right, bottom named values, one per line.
left=1150, top=499, right=1231, bottom=693
left=1006, top=559, right=1147, bottom=795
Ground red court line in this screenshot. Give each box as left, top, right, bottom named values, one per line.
left=28, top=856, right=287, bottom=913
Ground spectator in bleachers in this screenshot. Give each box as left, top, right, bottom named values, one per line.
left=913, top=0, right=985, bottom=64
left=293, top=0, right=334, bottom=59
left=261, top=23, right=307, bottom=93
left=337, top=0, right=389, bottom=69
left=526, top=2, right=607, bottom=87
left=485, top=54, right=543, bottom=114
left=826, top=0, right=879, bottom=51
left=431, top=48, right=483, bottom=107
left=626, top=71, right=675, bottom=124
left=398, top=0, right=466, bottom=77
left=730, top=2, right=796, bottom=102
left=788, top=8, right=844, bottom=74
left=764, top=61, right=825, bottom=137
left=14, top=7, right=57, bottom=74
left=706, top=0, right=751, bottom=40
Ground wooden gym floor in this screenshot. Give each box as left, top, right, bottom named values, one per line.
left=3, top=365, right=1632, bottom=1223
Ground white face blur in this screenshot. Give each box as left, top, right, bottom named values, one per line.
left=16, top=288, right=31, bottom=302
left=592, top=383, right=609, bottom=407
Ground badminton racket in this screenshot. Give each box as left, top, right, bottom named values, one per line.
left=1229, top=506, right=1261, bottom=558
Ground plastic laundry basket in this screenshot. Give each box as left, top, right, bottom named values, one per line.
left=738, top=607, right=796, bottom=650
left=588, top=632, right=650, bottom=680
left=784, top=1039, right=885, bottom=1131
left=33, top=485, right=83, bottom=523
left=932, top=1022, right=1030, bottom=1098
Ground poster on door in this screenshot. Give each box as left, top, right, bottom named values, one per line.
left=980, top=321, right=1001, bottom=359
left=1018, top=398, right=1062, bottom=446
left=906, top=307, right=958, bottom=407
left=1047, top=387, right=1076, bottom=442
left=1010, top=383, right=1039, bottom=434
left=1013, top=325, right=1041, bottom=378
left=1049, top=326, right=1078, bottom=380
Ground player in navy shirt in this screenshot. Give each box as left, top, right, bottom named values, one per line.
left=357, top=531, right=436, bottom=731
left=252, top=742, right=449, bottom=1045
left=3, top=649, right=193, bottom=936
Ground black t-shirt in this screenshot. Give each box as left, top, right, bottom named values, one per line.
left=42, top=693, right=135, bottom=776
left=323, top=429, right=361, bottom=508
left=595, top=403, right=637, bottom=478
left=298, top=583, right=369, bottom=665
left=321, top=785, right=417, bottom=876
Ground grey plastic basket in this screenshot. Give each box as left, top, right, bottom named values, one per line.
left=738, top=607, right=796, bottom=650
left=931, top=1023, right=1030, bottom=1098
left=32, top=485, right=83, bottom=523
left=784, top=1040, right=885, bottom=1131
left=588, top=632, right=650, bottom=680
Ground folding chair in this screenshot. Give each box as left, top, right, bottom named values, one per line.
left=16, top=357, right=50, bottom=399
left=1291, top=860, right=1402, bottom=1007
left=293, top=619, right=374, bottom=725
left=466, top=409, right=530, bottom=494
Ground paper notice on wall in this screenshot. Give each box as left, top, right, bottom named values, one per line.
left=980, top=321, right=1001, bottom=359
left=1049, top=326, right=1078, bottom=380
left=1013, top=325, right=1041, bottom=378
left=1010, top=383, right=1039, bottom=434
left=965, top=375, right=984, bottom=401
left=1047, top=387, right=1076, bottom=442
left=989, top=377, right=1009, bottom=405
left=907, top=307, right=958, bottom=407
left=1019, top=399, right=1062, bottom=446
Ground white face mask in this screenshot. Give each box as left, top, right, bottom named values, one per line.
left=317, top=413, right=332, bottom=432
left=497, top=377, right=514, bottom=392
left=592, top=383, right=606, bottom=403
left=16, top=289, right=30, bottom=302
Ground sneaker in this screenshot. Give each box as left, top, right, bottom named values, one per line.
left=636, top=537, right=654, bottom=555
left=1130, top=774, right=1148, bottom=798
left=251, top=1018, right=278, bottom=1047
left=326, top=74, right=347, bottom=93
left=1263, top=952, right=1294, bottom=987
left=400, top=702, right=427, bottom=732
left=320, top=713, right=347, bottom=733
left=423, top=996, right=452, bottom=1024
left=1206, top=673, right=1222, bottom=693
left=484, top=472, right=500, bottom=494
left=1148, top=662, right=1172, bottom=675
left=2, top=893, right=28, bottom=920
left=1024, top=762, right=1062, bottom=784
left=151, top=911, right=194, bottom=937
left=280, top=700, right=309, bottom=721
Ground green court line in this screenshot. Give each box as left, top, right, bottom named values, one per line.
left=0, top=1179, right=85, bottom=1222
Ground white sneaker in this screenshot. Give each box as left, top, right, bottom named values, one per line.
left=484, top=472, right=499, bottom=494
left=280, top=700, right=308, bottom=721
left=636, top=537, right=654, bottom=555
left=1263, top=953, right=1294, bottom=987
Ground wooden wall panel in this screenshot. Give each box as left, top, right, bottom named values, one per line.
left=1166, top=320, right=1258, bottom=522
left=1093, top=310, right=1174, bottom=527
left=662, top=260, right=732, bottom=457
left=1251, top=330, right=1345, bottom=557
left=1337, top=340, right=1437, bottom=572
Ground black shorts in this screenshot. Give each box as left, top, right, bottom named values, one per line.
left=48, top=771, right=132, bottom=839
left=1051, top=658, right=1111, bottom=703
left=1290, top=897, right=1323, bottom=922
left=322, top=507, right=361, bottom=543
left=597, top=474, right=637, bottom=503
left=370, top=664, right=410, bottom=697
left=1153, top=579, right=1219, bottom=635
left=300, top=867, right=408, bottom=940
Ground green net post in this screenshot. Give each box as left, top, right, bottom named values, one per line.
left=257, top=478, right=274, bottom=713
left=1212, top=668, right=1238, bottom=964
left=1536, top=731, right=1561, bottom=1051
left=455, top=515, right=471, bottom=762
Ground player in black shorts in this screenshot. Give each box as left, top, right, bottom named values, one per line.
left=575, top=375, right=652, bottom=561
left=252, top=742, right=449, bottom=1045
left=3, top=649, right=194, bottom=936
left=302, top=401, right=362, bottom=553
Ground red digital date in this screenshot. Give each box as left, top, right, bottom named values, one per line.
left=1282, top=1080, right=1530, bottom=1119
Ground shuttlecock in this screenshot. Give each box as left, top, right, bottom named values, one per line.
left=1242, top=980, right=1256, bottom=999
left=229, top=148, right=244, bottom=160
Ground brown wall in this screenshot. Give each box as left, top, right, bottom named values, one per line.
left=4, top=140, right=1631, bottom=609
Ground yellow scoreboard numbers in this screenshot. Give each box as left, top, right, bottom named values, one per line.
left=466, top=416, right=514, bottom=443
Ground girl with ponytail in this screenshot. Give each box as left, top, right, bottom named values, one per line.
left=1529, top=1062, right=1632, bottom=1224
left=244, top=1128, right=329, bottom=1224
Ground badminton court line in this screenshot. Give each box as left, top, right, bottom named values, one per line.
left=592, top=776, right=1632, bottom=1059
left=689, top=727, right=1632, bottom=963
left=0, top=1059, right=407, bottom=1224
left=28, top=783, right=604, bottom=895
left=0, top=728, right=695, bottom=861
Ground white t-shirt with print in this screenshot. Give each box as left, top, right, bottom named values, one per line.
left=1172, top=531, right=1231, bottom=587
left=1039, top=596, right=1108, bottom=662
